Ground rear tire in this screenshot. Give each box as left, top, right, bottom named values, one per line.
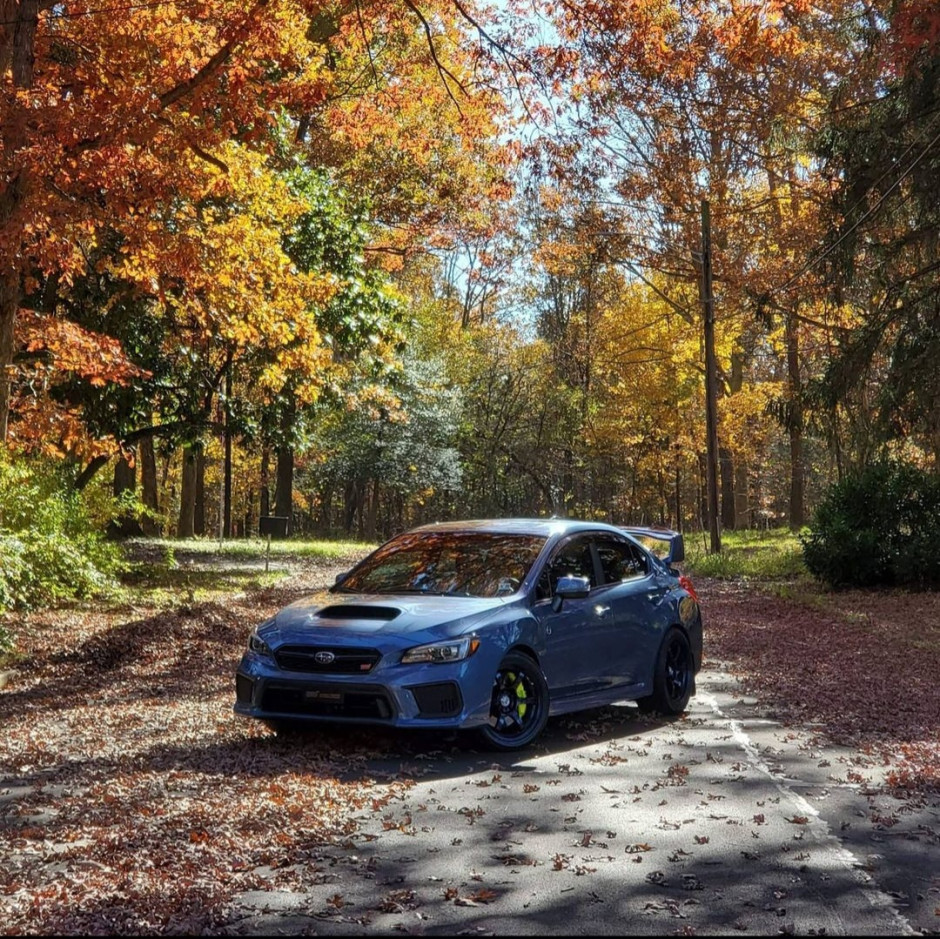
left=637, top=628, right=693, bottom=716
left=476, top=651, right=550, bottom=751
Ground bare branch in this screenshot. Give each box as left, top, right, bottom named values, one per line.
left=402, top=0, right=465, bottom=115
left=187, top=140, right=229, bottom=174
left=158, top=0, right=270, bottom=110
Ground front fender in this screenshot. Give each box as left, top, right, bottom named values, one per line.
left=460, top=611, right=547, bottom=726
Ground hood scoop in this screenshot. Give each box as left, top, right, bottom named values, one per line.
left=315, top=605, right=401, bottom=621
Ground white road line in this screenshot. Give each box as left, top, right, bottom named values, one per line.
left=698, top=688, right=917, bottom=936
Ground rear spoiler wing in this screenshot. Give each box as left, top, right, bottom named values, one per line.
left=621, top=527, right=685, bottom=566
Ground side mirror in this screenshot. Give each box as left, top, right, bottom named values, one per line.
left=552, top=575, right=591, bottom=612
left=334, top=570, right=350, bottom=586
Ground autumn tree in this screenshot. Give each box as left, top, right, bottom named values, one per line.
left=814, top=0, right=940, bottom=467
left=535, top=0, right=865, bottom=531
left=0, top=0, right=518, bottom=447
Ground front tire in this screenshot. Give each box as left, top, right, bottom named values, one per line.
left=476, top=651, right=550, bottom=751
left=637, top=628, right=693, bottom=716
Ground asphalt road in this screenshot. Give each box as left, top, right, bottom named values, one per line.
left=219, top=664, right=940, bottom=936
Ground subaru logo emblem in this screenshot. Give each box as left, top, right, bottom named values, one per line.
left=314, top=651, right=336, bottom=665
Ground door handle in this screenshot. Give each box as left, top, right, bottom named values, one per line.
left=594, top=604, right=611, bottom=616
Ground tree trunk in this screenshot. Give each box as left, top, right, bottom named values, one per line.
left=222, top=366, right=232, bottom=538
left=194, top=447, right=206, bottom=536
left=318, top=481, right=334, bottom=530
left=357, top=482, right=366, bottom=540
left=244, top=489, right=253, bottom=538
left=786, top=311, right=805, bottom=530
left=178, top=446, right=197, bottom=538
left=700, top=201, right=721, bottom=552
left=274, top=445, right=293, bottom=531
left=734, top=459, right=749, bottom=530
left=0, top=270, right=18, bottom=443
left=260, top=447, right=270, bottom=517
left=366, top=477, right=380, bottom=541
left=766, top=165, right=806, bottom=532
left=110, top=452, right=144, bottom=538
left=674, top=452, right=682, bottom=532
left=0, top=0, right=40, bottom=441
left=74, top=454, right=110, bottom=491
left=113, top=454, right=135, bottom=495
left=139, top=436, right=161, bottom=536
left=724, top=343, right=749, bottom=531
left=720, top=445, right=736, bottom=530
left=344, top=478, right=358, bottom=533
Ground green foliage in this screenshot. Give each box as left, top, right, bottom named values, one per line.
left=801, top=461, right=940, bottom=589
left=684, top=529, right=807, bottom=581
left=110, top=537, right=372, bottom=609
left=0, top=451, right=122, bottom=616
left=301, top=351, right=463, bottom=522
left=816, top=44, right=940, bottom=455
left=283, top=168, right=405, bottom=370
left=128, top=536, right=372, bottom=561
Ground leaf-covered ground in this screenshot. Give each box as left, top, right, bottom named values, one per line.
left=701, top=577, right=940, bottom=793
left=2, top=561, right=939, bottom=934
left=0, top=556, right=416, bottom=935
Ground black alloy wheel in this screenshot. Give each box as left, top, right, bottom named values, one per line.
left=477, top=651, right=550, bottom=751
left=637, top=628, right=693, bottom=716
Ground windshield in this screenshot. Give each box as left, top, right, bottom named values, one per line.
left=337, top=531, right=547, bottom=598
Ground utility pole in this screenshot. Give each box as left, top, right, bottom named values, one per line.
left=701, top=201, right=722, bottom=554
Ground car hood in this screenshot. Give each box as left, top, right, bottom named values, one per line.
left=261, top=591, right=510, bottom=647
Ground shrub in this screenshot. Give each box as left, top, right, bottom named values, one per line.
left=802, top=460, right=940, bottom=589
left=0, top=450, right=122, bottom=615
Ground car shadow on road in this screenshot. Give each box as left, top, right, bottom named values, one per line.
left=134, top=703, right=686, bottom=787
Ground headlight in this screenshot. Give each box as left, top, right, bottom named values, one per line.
left=400, top=637, right=480, bottom=665
left=248, top=630, right=273, bottom=657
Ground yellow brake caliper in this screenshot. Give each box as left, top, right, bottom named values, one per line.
left=513, top=673, right=527, bottom=719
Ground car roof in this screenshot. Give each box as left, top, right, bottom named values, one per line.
left=408, top=518, right=630, bottom=538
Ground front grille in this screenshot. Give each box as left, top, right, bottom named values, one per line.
left=274, top=645, right=382, bottom=674
left=409, top=681, right=463, bottom=718
left=261, top=684, right=394, bottom=720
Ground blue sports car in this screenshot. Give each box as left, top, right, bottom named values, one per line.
left=234, top=518, right=703, bottom=750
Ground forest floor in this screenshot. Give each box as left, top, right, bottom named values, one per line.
left=1, top=552, right=939, bottom=934
left=703, top=576, right=940, bottom=794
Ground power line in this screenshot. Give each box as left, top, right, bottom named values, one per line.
left=770, top=118, right=940, bottom=297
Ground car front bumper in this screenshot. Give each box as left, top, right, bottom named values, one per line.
left=234, top=647, right=502, bottom=730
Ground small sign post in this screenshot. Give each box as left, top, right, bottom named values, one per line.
left=258, top=515, right=289, bottom=572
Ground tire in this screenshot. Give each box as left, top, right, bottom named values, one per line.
left=476, top=651, right=550, bottom=751
left=637, top=628, right=693, bottom=716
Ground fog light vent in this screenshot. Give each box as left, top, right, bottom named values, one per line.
left=409, top=682, right=462, bottom=718
left=235, top=674, right=254, bottom=704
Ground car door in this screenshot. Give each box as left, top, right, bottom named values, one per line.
left=591, top=534, right=664, bottom=687
left=531, top=534, right=612, bottom=701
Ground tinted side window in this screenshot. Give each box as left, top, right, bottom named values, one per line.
left=595, top=537, right=648, bottom=585
left=536, top=536, right=597, bottom=600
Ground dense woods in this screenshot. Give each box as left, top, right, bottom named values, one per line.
left=2, top=0, right=939, bottom=546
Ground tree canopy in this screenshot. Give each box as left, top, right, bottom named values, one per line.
left=2, top=0, right=939, bottom=540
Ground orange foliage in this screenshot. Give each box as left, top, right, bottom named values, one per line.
left=1, top=0, right=516, bottom=453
